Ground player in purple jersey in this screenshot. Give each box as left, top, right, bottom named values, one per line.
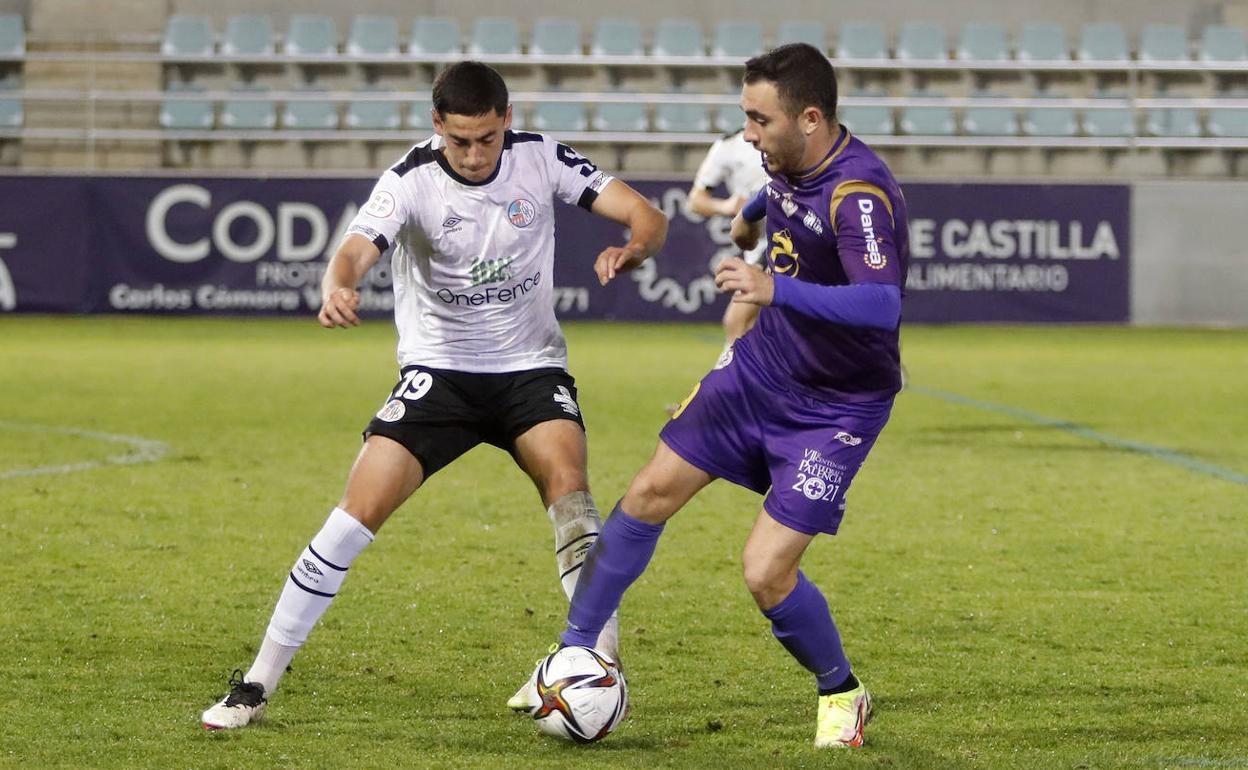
left=531, top=43, right=907, bottom=749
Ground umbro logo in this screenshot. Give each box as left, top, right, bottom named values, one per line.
left=442, top=216, right=463, bottom=228
left=302, top=559, right=324, bottom=576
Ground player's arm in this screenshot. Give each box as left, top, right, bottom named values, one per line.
left=319, top=234, right=381, bottom=328
left=588, top=180, right=669, bottom=286
left=729, top=186, right=767, bottom=251
left=688, top=186, right=747, bottom=218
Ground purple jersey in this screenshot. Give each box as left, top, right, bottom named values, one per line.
left=738, top=127, right=909, bottom=402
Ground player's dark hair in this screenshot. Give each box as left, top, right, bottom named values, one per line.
left=432, top=61, right=509, bottom=117
left=743, top=43, right=838, bottom=121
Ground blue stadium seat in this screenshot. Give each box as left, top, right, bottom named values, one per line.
left=897, top=22, right=948, bottom=61
left=284, top=15, right=338, bottom=57
left=162, top=15, right=213, bottom=57
left=221, top=87, right=276, bottom=129
left=655, top=103, right=709, bottom=132
left=408, top=100, right=434, bottom=130
left=712, top=21, right=763, bottom=57
left=1199, top=25, right=1248, bottom=62
left=713, top=103, right=743, bottom=133
left=777, top=21, right=827, bottom=52
left=1145, top=108, right=1202, bottom=137
left=1082, top=97, right=1134, bottom=137
left=1017, top=23, right=1069, bottom=62
left=839, top=105, right=894, bottom=135
left=958, top=22, right=1008, bottom=61
left=963, top=103, right=1018, bottom=136
left=1077, top=23, right=1128, bottom=62
left=1208, top=104, right=1248, bottom=137
left=160, top=83, right=214, bottom=129
left=347, top=16, right=399, bottom=57
left=653, top=20, right=704, bottom=57
left=282, top=91, right=339, bottom=129
left=592, top=19, right=643, bottom=56
left=409, top=18, right=461, bottom=55
left=222, top=15, right=273, bottom=56
left=469, top=18, right=520, bottom=56
left=532, top=102, right=589, bottom=132
left=531, top=19, right=581, bottom=56
left=900, top=97, right=956, bottom=135
left=592, top=102, right=648, bottom=131
left=1139, top=24, right=1189, bottom=62
left=0, top=75, right=21, bottom=128
left=1023, top=98, right=1078, bottom=136
left=836, top=22, right=887, bottom=59
left=346, top=92, right=401, bottom=129
left=0, top=14, right=25, bottom=57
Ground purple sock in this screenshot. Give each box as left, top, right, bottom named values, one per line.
left=761, top=571, right=852, bottom=691
left=562, top=503, right=664, bottom=648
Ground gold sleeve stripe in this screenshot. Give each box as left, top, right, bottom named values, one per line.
left=829, top=180, right=894, bottom=234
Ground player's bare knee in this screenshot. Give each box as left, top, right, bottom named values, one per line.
left=621, top=473, right=677, bottom=524
left=741, top=554, right=797, bottom=609
left=540, top=468, right=589, bottom=505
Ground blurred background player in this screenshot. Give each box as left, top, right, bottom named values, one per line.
left=201, top=61, right=667, bottom=730
left=540, top=43, right=908, bottom=749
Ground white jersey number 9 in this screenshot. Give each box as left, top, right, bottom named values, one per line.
left=394, top=370, right=433, bottom=401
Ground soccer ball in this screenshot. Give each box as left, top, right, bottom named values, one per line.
left=530, top=645, right=628, bottom=743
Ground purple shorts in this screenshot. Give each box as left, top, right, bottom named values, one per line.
left=659, top=346, right=893, bottom=536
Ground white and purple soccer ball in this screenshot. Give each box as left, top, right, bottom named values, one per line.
left=530, top=645, right=628, bottom=743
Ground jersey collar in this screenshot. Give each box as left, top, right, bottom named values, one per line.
left=434, top=133, right=514, bottom=187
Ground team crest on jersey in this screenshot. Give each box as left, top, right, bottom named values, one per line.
left=780, top=193, right=799, bottom=218
left=508, top=198, right=537, bottom=228
left=376, top=399, right=406, bottom=422
left=714, top=346, right=734, bottom=369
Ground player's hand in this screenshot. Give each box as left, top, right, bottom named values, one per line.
left=730, top=213, right=762, bottom=251
left=594, top=244, right=647, bottom=286
left=319, top=286, right=361, bottom=328
left=715, top=257, right=774, bottom=306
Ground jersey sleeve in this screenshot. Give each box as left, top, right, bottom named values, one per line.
left=692, top=138, right=729, bottom=190
left=829, top=181, right=902, bottom=286
left=547, top=140, right=616, bottom=210
left=345, top=171, right=409, bottom=253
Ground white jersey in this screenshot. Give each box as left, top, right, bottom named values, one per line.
left=693, top=130, right=769, bottom=264
left=345, top=131, right=614, bottom=373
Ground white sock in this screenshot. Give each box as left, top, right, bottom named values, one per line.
left=245, top=507, right=374, bottom=694
left=549, top=492, right=621, bottom=662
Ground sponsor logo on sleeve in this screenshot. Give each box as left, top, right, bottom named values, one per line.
left=588, top=173, right=614, bottom=193
left=859, top=198, right=887, bottom=270
left=365, top=191, right=396, bottom=219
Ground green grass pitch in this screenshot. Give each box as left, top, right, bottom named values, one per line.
left=1, top=317, right=1245, bottom=770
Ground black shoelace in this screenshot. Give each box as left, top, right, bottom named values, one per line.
left=223, top=668, right=266, bottom=707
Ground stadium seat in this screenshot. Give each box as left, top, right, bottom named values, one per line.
left=221, top=87, right=276, bottom=129
left=1145, top=107, right=1202, bottom=137
left=592, top=102, right=648, bottom=131
left=160, top=83, right=214, bottom=129
left=0, top=76, right=21, bottom=128
left=838, top=105, right=894, bottom=135
left=1022, top=98, right=1078, bottom=136
left=282, top=91, right=339, bottom=129
left=1082, top=96, right=1134, bottom=137
left=222, top=15, right=273, bottom=56
left=532, top=102, right=589, bottom=132
left=346, top=92, right=401, bottom=129
left=591, top=19, right=643, bottom=56
left=1208, top=104, right=1248, bottom=137
left=1017, top=22, right=1069, bottom=62
left=957, top=22, right=1009, bottom=62
left=284, top=15, right=338, bottom=57
left=653, top=20, right=704, bottom=57
left=1139, top=24, right=1189, bottom=62
left=900, top=97, right=956, bottom=135
left=777, top=21, right=827, bottom=52
left=963, top=103, right=1018, bottom=136
left=713, top=103, right=743, bottom=133
left=836, top=22, right=888, bottom=59
left=531, top=19, right=581, bottom=56
left=1199, top=25, right=1248, bottom=62
left=0, top=14, right=25, bottom=57
left=409, top=18, right=461, bottom=55
left=712, top=21, right=763, bottom=57
left=655, top=103, right=710, bottom=131
left=897, top=22, right=948, bottom=61
left=407, top=100, right=434, bottom=130
left=1077, top=23, right=1128, bottom=62
left=162, top=15, right=213, bottom=57
left=469, top=18, right=520, bottom=56
left=347, top=16, right=400, bottom=57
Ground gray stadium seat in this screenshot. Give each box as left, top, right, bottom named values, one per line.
left=1145, top=108, right=1202, bottom=137
left=897, top=22, right=948, bottom=61
left=712, top=21, right=763, bottom=57
left=160, top=83, right=213, bottom=129
left=900, top=98, right=956, bottom=135
left=777, top=21, right=827, bottom=52
left=222, top=15, right=273, bottom=56
left=592, top=19, right=643, bottom=56
left=1199, top=25, right=1248, bottom=62
left=1208, top=105, right=1248, bottom=137
left=284, top=15, right=338, bottom=57
left=409, top=18, right=461, bottom=55
left=1017, top=23, right=1069, bottom=62
left=962, top=104, right=1018, bottom=136
left=958, top=22, right=1008, bottom=61
left=839, top=105, right=894, bottom=135
left=469, top=18, right=520, bottom=56
left=713, top=103, right=743, bottom=133
left=407, top=100, right=434, bottom=130
left=1082, top=96, right=1134, bottom=137
left=0, top=14, right=25, bottom=57
left=0, top=75, right=20, bottom=128
left=532, top=102, right=589, bottom=132
left=346, top=92, right=401, bottom=129
left=162, top=15, right=213, bottom=57
left=592, top=102, right=648, bottom=131
left=347, top=16, right=399, bottom=56
left=531, top=18, right=581, bottom=56
left=655, top=103, right=709, bottom=132
left=282, top=91, right=339, bottom=129
left=653, top=20, right=704, bottom=57
left=1077, top=23, right=1128, bottom=62
left=1023, top=98, right=1078, bottom=136
left=221, top=88, right=276, bottom=129
left=1139, top=24, right=1189, bottom=62
left=836, top=22, right=887, bottom=59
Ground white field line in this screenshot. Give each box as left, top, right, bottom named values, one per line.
left=0, top=421, right=170, bottom=480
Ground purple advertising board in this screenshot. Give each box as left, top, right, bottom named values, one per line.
left=0, top=176, right=1129, bottom=322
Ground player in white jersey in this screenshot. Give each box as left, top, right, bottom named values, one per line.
left=689, top=129, right=768, bottom=345
left=201, top=62, right=668, bottom=730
